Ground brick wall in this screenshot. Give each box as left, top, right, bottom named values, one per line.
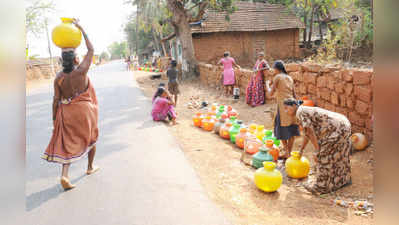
left=198, top=62, right=374, bottom=141
left=192, top=29, right=300, bottom=68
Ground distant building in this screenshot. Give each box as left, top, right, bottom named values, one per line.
left=189, top=1, right=304, bottom=67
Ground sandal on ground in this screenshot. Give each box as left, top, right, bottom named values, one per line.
left=86, top=166, right=100, bottom=175
left=60, top=177, right=76, bottom=190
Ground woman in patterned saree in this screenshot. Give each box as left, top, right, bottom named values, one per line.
left=246, top=52, right=270, bottom=107
left=283, top=98, right=352, bottom=194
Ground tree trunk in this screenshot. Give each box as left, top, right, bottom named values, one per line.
left=136, top=8, right=140, bottom=56
left=166, top=0, right=199, bottom=80
left=159, top=32, right=168, bottom=56
left=302, top=0, right=308, bottom=46
left=371, top=0, right=373, bottom=21
left=317, top=9, right=323, bottom=44
left=307, top=4, right=316, bottom=48
left=151, top=28, right=161, bottom=53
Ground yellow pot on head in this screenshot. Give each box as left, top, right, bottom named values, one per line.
left=285, top=151, right=310, bottom=179
left=254, top=161, right=283, bottom=192
left=52, top=18, right=82, bottom=49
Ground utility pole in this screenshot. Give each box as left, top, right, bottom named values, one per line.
left=45, top=18, right=54, bottom=74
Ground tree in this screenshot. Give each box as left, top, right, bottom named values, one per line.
left=107, top=42, right=128, bottom=59
left=25, top=0, right=55, bottom=36
left=164, top=0, right=236, bottom=80
left=125, top=0, right=173, bottom=56
left=124, top=16, right=154, bottom=56
left=100, top=52, right=110, bottom=62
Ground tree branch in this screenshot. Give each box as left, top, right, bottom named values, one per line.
left=161, top=32, right=176, bottom=42
left=185, top=1, right=203, bottom=12
left=188, top=2, right=208, bottom=23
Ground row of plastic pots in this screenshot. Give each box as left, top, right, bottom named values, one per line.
left=192, top=107, right=311, bottom=193
left=138, top=67, right=163, bottom=72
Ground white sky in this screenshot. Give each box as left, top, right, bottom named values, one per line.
left=27, top=0, right=134, bottom=58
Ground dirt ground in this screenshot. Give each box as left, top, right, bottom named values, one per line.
left=135, top=71, right=374, bottom=225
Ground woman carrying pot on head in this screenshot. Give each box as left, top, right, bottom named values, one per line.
left=265, top=60, right=299, bottom=159
left=42, top=19, right=99, bottom=190
left=246, top=52, right=270, bottom=107
left=283, top=98, right=352, bottom=194
left=217, top=51, right=241, bottom=97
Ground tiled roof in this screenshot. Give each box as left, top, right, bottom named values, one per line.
left=191, top=1, right=304, bottom=34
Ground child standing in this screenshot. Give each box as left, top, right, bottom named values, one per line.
left=167, top=60, right=180, bottom=106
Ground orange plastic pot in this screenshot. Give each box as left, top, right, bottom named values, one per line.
left=228, top=110, right=238, bottom=118
left=301, top=96, right=314, bottom=107
left=209, top=105, right=217, bottom=114
left=269, top=147, right=280, bottom=162
left=202, top=116, right=215, bottom=132
left=264, top=140, right=278, bottom=161
left=192, top=112, right=203, bottom=127
left=200, top=113, right=211, bottom=128
left=244, top=135, right=263, bottom=155
left=236, top=128, right=250, bottom=149
left=220, top=122, right=233, bottom=139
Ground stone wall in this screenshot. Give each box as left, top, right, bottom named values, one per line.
left=26, top=60, right=61, bottom=81
left=198, top=62, right=374, bottom=140
left=192, top=29, right=300, bottom=68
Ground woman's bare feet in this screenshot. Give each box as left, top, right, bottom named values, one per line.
left=86, top=165, right=100, bottom=175
left=60, top=177, right=75, bottom=190
left=302, top=182, right=320, bottom=195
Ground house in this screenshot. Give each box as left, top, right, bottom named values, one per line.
left=189, top=1, right=304, bottom=67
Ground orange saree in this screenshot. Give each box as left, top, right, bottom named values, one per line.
left=42, top=79, right=99, bottom=164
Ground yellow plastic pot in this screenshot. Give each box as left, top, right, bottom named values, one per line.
left=52, top=18, right=82, bottom=48
left=255, top=125, right=265, bottom=141
left=248, top=123, right=257, bottom=134
left=285, top=151, right=310, bottom=179
left=254, top=161, right=283, bottom=192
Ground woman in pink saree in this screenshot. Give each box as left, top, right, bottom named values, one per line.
left=246, top=52, right=270, bottom=107
left=151, top=87, right=177, bottom=125
left=217, top=51, right=241, bottom=96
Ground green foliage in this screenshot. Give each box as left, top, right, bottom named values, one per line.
left=124, top=16, right=155, bottom=54
left=311, top=32, right=339, bottom=63
left=28, top=54, right=40, bottom=60
left=25, top=0, right=55, bottom=36
left=124, top=0, right=173, bottom=55
left=107, top=42, right=128, bottom=59
left=354, top=6, right=373, bottom=45
left=99, top=52, right=110, bottom=61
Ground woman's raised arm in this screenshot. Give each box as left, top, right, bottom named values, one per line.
left=73, top=19, right=94, bottom=75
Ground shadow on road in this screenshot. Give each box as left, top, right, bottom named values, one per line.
left=26, top=67, right=160, bottom=211
left=136, top=119, right=163, bottom=130
left=26, top=174, right=86, bottom=211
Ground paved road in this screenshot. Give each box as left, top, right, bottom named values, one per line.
left=26, top=60, right=231, bottom=225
